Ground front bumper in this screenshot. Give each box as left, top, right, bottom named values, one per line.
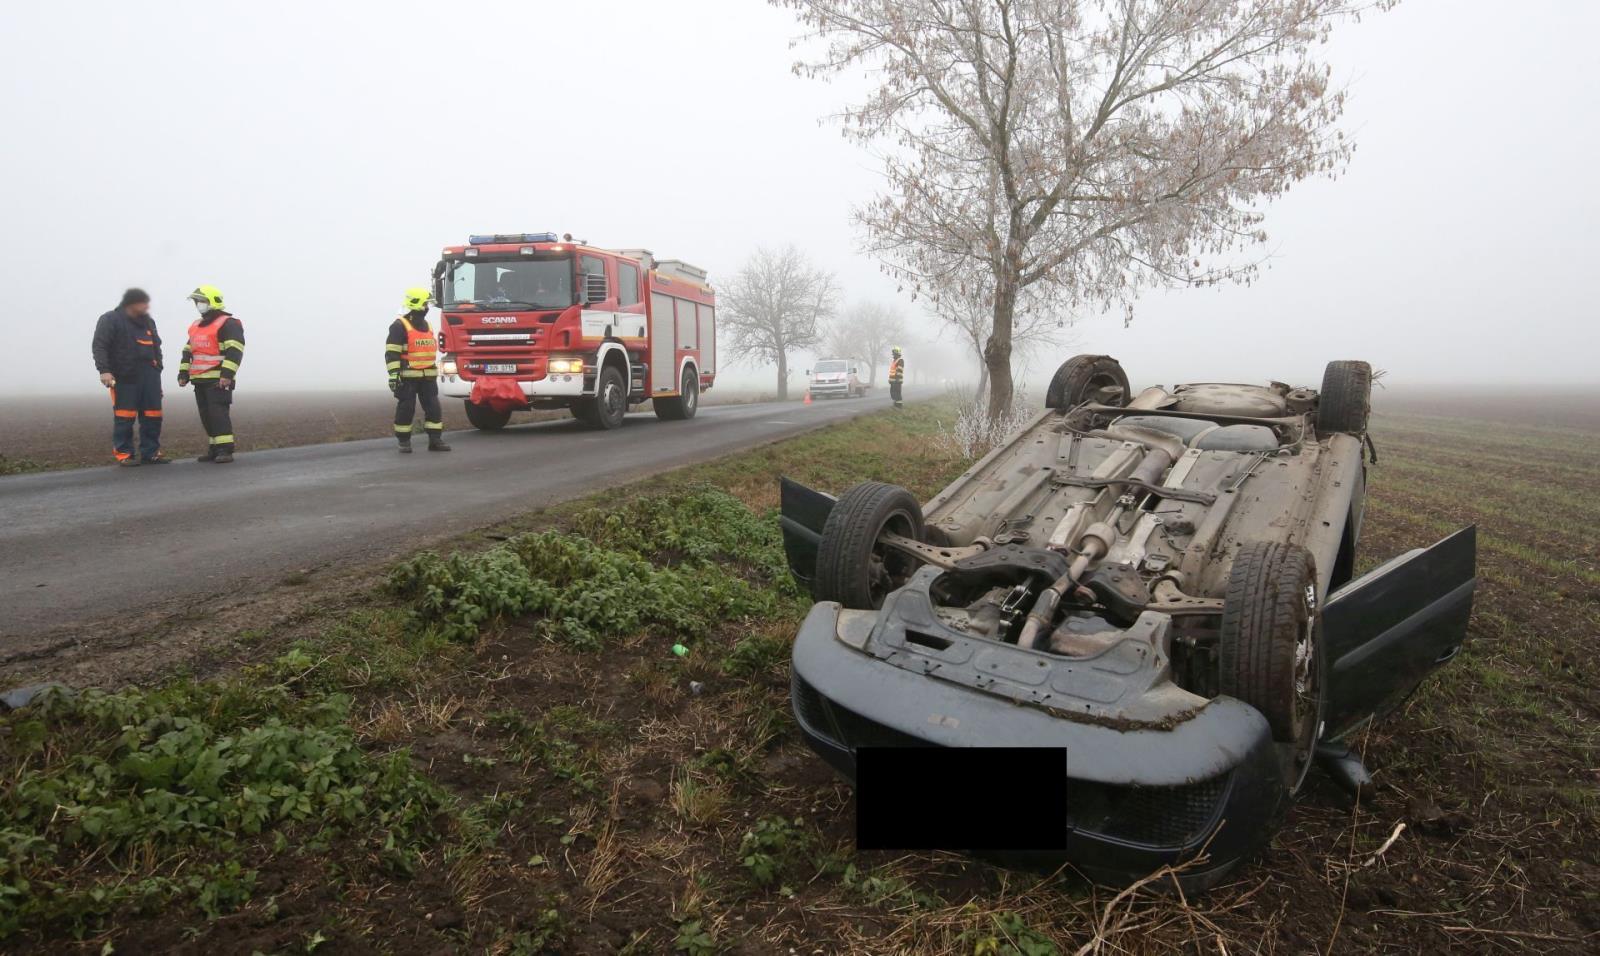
left=809, top=381, right=851, bottom=396
left=789, top=602, right=1286, bottom=887
left=440, top=372, right=587, bottom=400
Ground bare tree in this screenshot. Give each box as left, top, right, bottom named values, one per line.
left=931, top=279, right=1066, bottom=401
left=775, top=0, right=1390, bottom=419
left=819, top=319, right=865, bottom=369
left=720, top=246, right=838, bottom=400
left=822, top=301, right=906, bottom=384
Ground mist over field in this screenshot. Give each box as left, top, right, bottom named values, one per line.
left=2, top=0, right=1596, bottom=401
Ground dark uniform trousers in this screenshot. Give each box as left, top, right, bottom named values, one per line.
left=194, top=382, right=235, bottom=455
left=394, top=377, right=444, bottom=441
left=111, top=368, right=163, bottom=461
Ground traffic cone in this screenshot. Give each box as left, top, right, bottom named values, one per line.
left=803, top=390, right=812, bottom=405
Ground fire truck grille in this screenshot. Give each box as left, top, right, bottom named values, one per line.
left=468, top=330, right=538, bottom=346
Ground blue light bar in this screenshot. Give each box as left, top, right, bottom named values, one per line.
left=469, top=232, right=560, bottom=245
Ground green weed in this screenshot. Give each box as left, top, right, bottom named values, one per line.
left=674, top=917, right=718, bottom=955
left=388, top=489, right=801, bottom=646
left=962, top=911, right=1061, bottom=956
left=0, top=667, right=446, bottom=939
left=839, top=862, right=944, bottom=911
left=737, top=816, right=816, bottom=889
left=0, top=455, right=44, bottom=476
left=719, top=629, right=791, bottom=679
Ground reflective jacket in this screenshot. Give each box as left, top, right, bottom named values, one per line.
left=386, top=311, right=439, bottom=378
left=181, top=312, right=245, bottom=382
left=888, top=357, right=905, bottom=383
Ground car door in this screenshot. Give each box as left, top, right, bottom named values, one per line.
left=780, top=477, right=836, bottom=592
left=1320, top=525, right=1476, bottom=741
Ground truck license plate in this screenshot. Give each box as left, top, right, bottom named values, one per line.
left=484, top=364, right=517, bottom=374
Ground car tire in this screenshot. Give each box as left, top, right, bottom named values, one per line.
left=654, top=367, right=699, bottom=421
left=463, top=401, right=511, bottom=431
left=579, top=365, right=627, bottom=430
left=1046, top=354, right=1130, bottom=410
left=1220, top=541, right=1325, bottom=794
left=1316, top=360, right=1372, bottom=435
left=813, top=482, right=925, bottom=610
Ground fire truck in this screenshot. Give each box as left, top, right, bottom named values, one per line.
left=431, top=233, right=716, bottom=431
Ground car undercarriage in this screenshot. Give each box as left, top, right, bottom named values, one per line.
left=780, top=356, right=1476, bottom=887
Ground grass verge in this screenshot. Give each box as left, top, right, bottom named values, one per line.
left=1, top=400, right=1595, bottom=953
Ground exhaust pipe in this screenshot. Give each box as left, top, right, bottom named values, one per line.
left=1017, top=522, right=1115, bottom=650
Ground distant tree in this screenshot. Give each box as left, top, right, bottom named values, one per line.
left=822, top=301, right=906, bottom=384
left=775, top=0, right=1390, bottom=420
left=819, top=320, right=864, bottom=370
left=931, top=279, right=1066, bottom=401
left=720, top=246, right=838, bottom=400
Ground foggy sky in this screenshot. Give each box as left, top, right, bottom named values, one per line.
left=3, top=0, right=1595, bottom=399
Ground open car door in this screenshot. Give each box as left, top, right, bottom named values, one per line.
left=1321, top=525, right=1477, bottom=741
left=779, top=477, right=836, bottom=594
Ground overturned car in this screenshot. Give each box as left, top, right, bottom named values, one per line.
left=780, top=356, right=1475, bottom=887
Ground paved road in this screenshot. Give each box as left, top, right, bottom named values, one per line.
left=0, top=395, right=893, bottom=645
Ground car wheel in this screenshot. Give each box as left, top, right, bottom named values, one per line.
left=813, top=482, right=925, bottom=610
left=1046, top=354, right=1130, bottom=410
left=579, top=365, right=627, bottom=430
left=463, top=401, right=511, bottom=431
left=1316, top=360, right=1372, bottom=435
left=1220, top=541, right=1325, bottom=795
left=654, top=367, right=699, bottom=421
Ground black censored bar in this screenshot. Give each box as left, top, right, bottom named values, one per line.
left=855, top=747, right=1068, bottom=851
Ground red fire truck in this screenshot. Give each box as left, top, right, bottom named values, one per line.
left=431, top=233, right=716, bottom=431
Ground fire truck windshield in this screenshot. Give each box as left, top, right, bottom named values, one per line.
left=441, top=257, right=574, bottom=310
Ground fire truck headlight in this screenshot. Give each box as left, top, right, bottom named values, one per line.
left=548, top=356, right=582, bottom=374
left=441, top=356, right=458, bottom=375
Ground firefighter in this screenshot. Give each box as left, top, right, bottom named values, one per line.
left=888, top=346, right=905, bottom=409
left=386, top=287, right=451, bottom=453
left=91, top=287, right=168, bottom=466
left=177, top=285, right=244, bottom=463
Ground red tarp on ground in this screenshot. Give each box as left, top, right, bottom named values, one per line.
left=469, top=377, right=526, bottom=413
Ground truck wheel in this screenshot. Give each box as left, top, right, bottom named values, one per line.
left=813, top=482, right=925, bottom=610
left=1046, top=354, right=1129, bottom=410
left=579, top=366, right=627, bottom=430
left=463, top=401, right=511, bottom=431
left=1220, top=541, right=1324, bottom=794
left=1316, top=360, right=1372, bottom=435
left=653, top=367, right=699, bottom=421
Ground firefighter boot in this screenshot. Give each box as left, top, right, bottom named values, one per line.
left=196, top=450, right=215, bottom=463
left=427, top=432, right=451, bottom=452
left=397, top=435, right=413, bottom=454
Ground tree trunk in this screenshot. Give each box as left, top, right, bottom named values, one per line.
left=776, top=350, right=789, bottom=401
left=974, top=354, right=989, bottom=403
left=984, top=276, right=1017, bottom=420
